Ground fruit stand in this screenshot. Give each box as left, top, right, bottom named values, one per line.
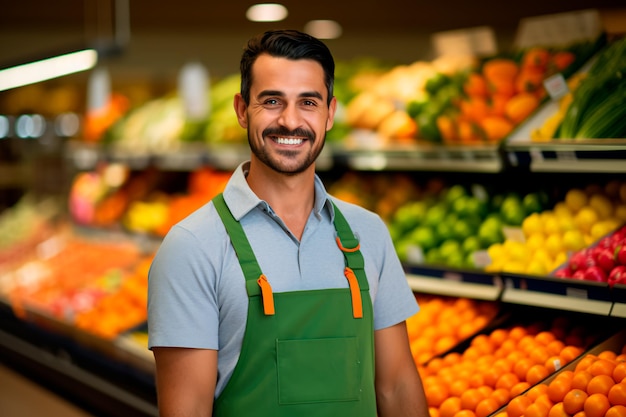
left=1, top=9, right=626, bottom=417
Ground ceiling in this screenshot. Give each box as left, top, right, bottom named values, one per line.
left=1, top=0, right=625, bottom=81
left=2, top=0, right=625, bottom=33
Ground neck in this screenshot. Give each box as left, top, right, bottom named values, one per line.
left=246, top=159, right=316, bottom=240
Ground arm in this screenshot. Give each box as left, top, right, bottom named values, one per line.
left=153, top=347, right=218, bottom=417
left=374, top=321, right=429, bottom=417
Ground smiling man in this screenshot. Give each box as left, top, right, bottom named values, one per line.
left=147, top=29, right=429, bottom=417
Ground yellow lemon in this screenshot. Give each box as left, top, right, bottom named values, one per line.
left=525, top=234, right=545, bottom=251
left=589, top=194, right=614, bottom=220
left=522, top=213, right=543, bottom=237
left=553, top=202, right=573, bottom=218
left=526, top=259, right=549, bottom=276
left=487, top=243, right=505, bottom=260
left=557, top=215, right=577, bottom=233
left=507, top=241, right=532, bottom=262
left=590, top=220, right=618, bottom=241
left=532, top=248, right=554, bottom=270
left=564, top=188, right=588, bottom=213
left=552, top=252, right=568, bottom=271
left=545, top=233, right=563, bottom=257
left=502, top=260, right=527, bottom=274
left=562, top=229, right=587, bottom=252
left=574, top=207, right=599, bottom=234
left=614, top=204, right=626, bottom=222
left=543, top=216, right=561, bottom=235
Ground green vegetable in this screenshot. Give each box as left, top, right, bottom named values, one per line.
left=558, top=37, right=626, bottom=139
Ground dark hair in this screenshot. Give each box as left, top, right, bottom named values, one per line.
left=239, top=29, right=335, bottom=106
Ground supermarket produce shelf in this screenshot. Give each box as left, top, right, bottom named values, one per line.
left=404, top=265, right=503, bottom=301
left=0, top=302, right=158, bottom=417
left=504, top=139, right=626, bottom=173
left=332, top=142, right=503, bottom=173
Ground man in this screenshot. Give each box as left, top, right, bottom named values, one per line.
left=148, top=29, right=428, bottom=417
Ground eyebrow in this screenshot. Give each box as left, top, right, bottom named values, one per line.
left=257, top=90, right=324, bottom=101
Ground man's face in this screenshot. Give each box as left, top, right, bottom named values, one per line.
left=234, top=54, right=336, bottom=175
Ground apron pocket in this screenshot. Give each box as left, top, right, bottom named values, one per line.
left=276, top=337, right=361, bottom=404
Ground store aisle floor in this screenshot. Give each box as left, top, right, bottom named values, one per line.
left=0, top=363, right=96, bottom=417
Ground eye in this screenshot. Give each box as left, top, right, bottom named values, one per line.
left=264, top=98, right=279, bottom=106
left=302, top=99, right=318, bottom=107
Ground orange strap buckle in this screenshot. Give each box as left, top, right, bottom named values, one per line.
left=257, top=274, right=275, bottom=315
left=344, top=267, right=363, bottom=319
left=335, top=236, right=360, bottom=253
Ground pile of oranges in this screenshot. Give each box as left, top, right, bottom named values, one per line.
left=417, top=318, right=599, bottom=417
left=498, top=347, right=626, bottom=417
left=406, top=296, right=499, bottom=365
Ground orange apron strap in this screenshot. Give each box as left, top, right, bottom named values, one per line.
left=257, top=274, right=275, bottom=315
left=344, top=267, right=363, bottom=319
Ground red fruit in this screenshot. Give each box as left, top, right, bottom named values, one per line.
left=554, top=268, right=572, bottom=278
left=616, top=245, right=626, bottom=265
left=583, top=266, right=607, bottom=282
left=609, top=265, right=626, bottom=286
left=597, top=248, right=616, bottom=273
left=569, top=251, right=588, bottom=271
left=572, top=269, right=586, bottom=280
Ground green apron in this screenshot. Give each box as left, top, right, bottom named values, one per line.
left=212, top=193, right=377, bottom=417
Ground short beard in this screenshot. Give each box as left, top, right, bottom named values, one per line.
left=249, top=127, right=325, bottom=175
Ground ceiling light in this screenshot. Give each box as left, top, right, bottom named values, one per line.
left=304, top=20, right=343, bottom=39
left=246, top=3, right=288, bottom=22
left=0, top=49, right=98, bottom=92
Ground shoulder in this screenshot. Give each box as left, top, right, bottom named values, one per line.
left=329, top=196, right=387, bottom=230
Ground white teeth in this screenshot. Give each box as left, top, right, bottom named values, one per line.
left=275, top=137, right=303, bottom=145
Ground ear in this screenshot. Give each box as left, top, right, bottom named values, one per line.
left=326, top=96, right=337, bottom=131
left=233, top=93, right=248, bottom=128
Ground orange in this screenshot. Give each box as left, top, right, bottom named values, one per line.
left=510, top=381, right=531, bottom=397
left=449, top=379, right=471, bottom=397
left=509, top=326, right=529, bottom=341
left=460, top=388, right=486, bottom=411
left=527, top=364, right=551, bottom=385
left=606, top=405, right=626, bottom=417
left=491, top=388, right=510, bottom=406
left=599, top=351, right=618, bottom=361
left=609, top=382, right=626, bottom=406
left=584, top=393, right=611, bottom=417
left=514, top=358, right=535, bottom=381
left=587, top=374, right=615, bottom=396
left=589, top=358, right=617, bottom=377
left=430, top=407, right=440, bottom=417
left=576, top=354, right=598, bottom=372
left=544, top=356, right=563, bottom=373
left=496, top=372, right=521, bottom=391
left=560, top=346, right=584, bottom=363
left=547, top=376, right=572, bottom=403
left=535, top=331, right=556, bottom=345
left=614, top=363, right=626, bottom=383
left=563, top=388, right=588, bottom=415
left=571, top=370, right=594, bottom=391
left=548, top=402, right=569, bottom=417
left=453, top=410, right=477, bottom=417
left=425, top=383, right=450, bottom=407
left=530, top=347, right=551, bottom=364
left=535, top=393, right=555, bottom=410
left=475, top=397, right=501, bottom=417
left=524, top=401, right=551, bottom=417
left=527, top=384, right=549, bottom=401
left=506, top=395, right=532, bottom=417
left=439, top=397, right=462, bottom=417
left=546, top=340, right=566, bottom=356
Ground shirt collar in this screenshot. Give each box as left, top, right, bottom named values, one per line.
left=222, top=161, right=334, bottom=222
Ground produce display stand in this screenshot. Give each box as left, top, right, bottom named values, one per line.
left=0, top=300, right=158, bottom=417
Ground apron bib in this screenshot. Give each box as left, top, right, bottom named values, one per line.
left=212, top=193, right=377, bottom=417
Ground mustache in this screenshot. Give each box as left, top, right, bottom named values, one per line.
left=263, top=126, right=315, bottom=141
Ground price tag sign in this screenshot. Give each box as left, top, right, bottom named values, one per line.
left=544, top=73, right=569, bottom=100
left=178, top=62, right=210, bottom=121
left=432, top=26, right=497, bottom=57
left=515, top=9, right=602, bottom=48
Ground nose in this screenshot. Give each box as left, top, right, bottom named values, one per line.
left=277, top=103, right=301, bottom=131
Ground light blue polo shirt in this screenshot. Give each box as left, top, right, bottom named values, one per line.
left=147, top=161, right=419, bottom=396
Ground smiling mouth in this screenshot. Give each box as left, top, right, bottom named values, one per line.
left=273, top=137, right=304, bottom=145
